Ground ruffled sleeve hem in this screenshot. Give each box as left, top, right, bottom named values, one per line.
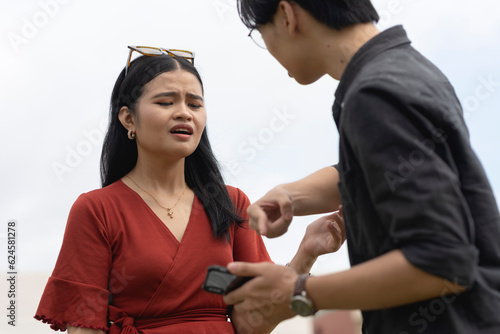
left=34, top=314, right=109, bottom=332
left=35, top=276, right=110, bottom=331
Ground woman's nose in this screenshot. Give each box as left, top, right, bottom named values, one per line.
left=173, top=104, right=192, bottom=120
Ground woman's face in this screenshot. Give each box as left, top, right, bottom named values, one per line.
left=130, top=69, right=206, bottom=161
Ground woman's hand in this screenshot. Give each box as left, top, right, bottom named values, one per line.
left=288, top=206, right=345, bottom=274
left=302, top=206, right=345, bottom=258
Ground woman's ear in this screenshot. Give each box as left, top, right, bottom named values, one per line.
left=118, top=106, right=136, bottom=132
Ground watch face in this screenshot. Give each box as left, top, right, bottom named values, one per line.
left=291, top=296, right=314, bottom=316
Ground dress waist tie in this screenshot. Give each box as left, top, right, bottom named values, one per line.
left=108, top=305, right=229, bottom=333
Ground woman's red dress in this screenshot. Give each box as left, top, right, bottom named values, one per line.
left=35, top=180, right=271, bottom=333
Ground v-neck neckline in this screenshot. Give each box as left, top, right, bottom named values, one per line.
left=118, top=179, right=196, bottom=245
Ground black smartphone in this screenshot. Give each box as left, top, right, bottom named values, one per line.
left=202, top=265, right=254, bottom=295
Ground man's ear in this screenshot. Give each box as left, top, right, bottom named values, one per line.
left=278, top=0, right=299, bottom=37
left=118, top=106, right=136, bottom=132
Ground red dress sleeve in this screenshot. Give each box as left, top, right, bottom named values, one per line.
left=229, top=187, right=272, bottom=263
left=35, top=193, right=112, bottom=331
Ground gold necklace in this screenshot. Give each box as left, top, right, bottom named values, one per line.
left=126, top=176, right=187, bottom=219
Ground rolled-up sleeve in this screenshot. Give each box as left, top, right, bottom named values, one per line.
left=342, top=80, right=478, bottom=286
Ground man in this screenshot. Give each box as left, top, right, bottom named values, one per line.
left=223, top=1, right=500, bottom=333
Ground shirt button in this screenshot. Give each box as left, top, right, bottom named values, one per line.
left=341, top=102, right=345, bottom=109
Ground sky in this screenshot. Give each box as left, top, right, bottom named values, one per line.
left=1, top=0, right=499, bottom=280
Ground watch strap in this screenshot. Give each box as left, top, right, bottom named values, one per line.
left=293, top=273, right=311, bottom=297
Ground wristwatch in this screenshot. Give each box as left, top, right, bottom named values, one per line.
left=290, top=273, right=316, bottom=316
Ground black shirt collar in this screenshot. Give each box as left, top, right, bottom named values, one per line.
left=333, top=25, right=412, bottom=122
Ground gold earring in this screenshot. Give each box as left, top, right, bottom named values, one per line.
left=128, top=129, right=136, bottom=140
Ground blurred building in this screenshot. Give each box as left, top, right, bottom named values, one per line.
left=313, top=310, right=363, bottom=334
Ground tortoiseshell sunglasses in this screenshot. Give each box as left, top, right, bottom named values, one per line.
left=125, top=46, right=195, bottom=76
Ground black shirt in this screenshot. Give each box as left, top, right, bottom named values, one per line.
left=333, top=25, right=500, bottom=334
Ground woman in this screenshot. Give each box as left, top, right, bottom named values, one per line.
left=35, top=46, right=345, bottom=334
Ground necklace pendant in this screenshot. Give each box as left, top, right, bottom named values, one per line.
left=125, top=176, right=186, bottom=220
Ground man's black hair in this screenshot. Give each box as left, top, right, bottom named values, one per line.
left=237, top=0, right=379, bottom=30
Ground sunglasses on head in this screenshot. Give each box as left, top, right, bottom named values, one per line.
left=125, top=46, right=195, bottom=76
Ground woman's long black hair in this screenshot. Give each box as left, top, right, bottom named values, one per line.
left=100, top=54, right=243, bottom=240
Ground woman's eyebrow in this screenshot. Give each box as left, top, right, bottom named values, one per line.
left=186, top=93, right=204, bottom=102
left=152, top=92, right=176, bottom=99
left=152, top=92, right=204, bottom=102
